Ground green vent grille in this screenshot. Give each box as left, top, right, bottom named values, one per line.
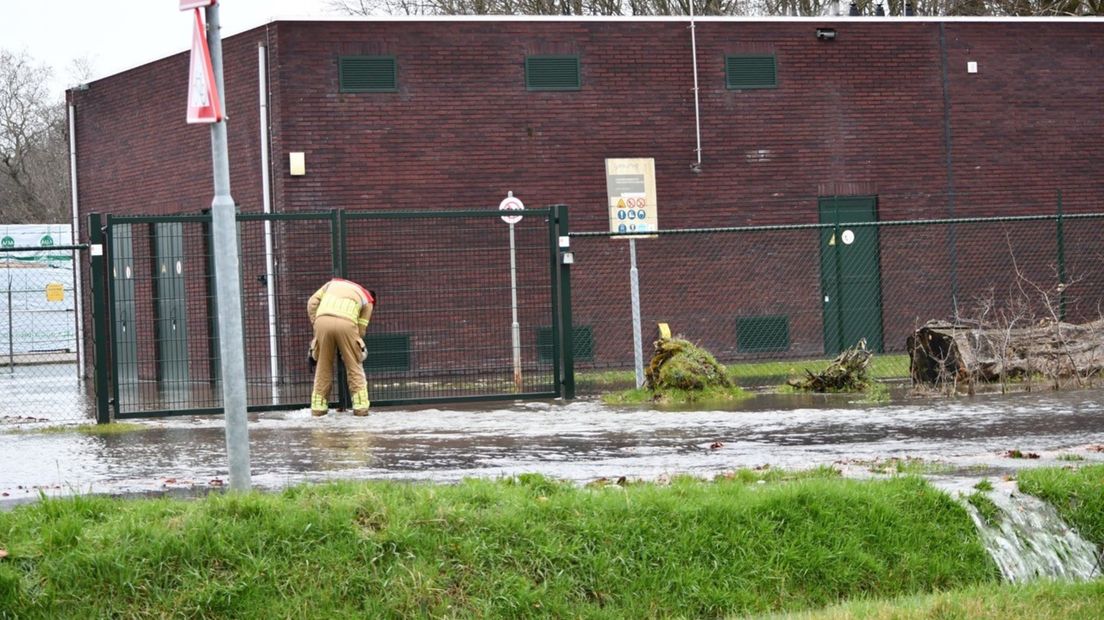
left=339, top=56, right=397, bottom=93
left=736, top=316, right=790, bottom=352
left=362, top=333, right=411, bottom=372
left=725, top=55, right=777, bottom=90
left=538, top=325, right=594, bottom=362
left=525, top=56, right=581, bottom=91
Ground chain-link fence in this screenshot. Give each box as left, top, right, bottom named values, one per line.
left=0, top=242, right=92, bottom=426
left=569, top=196, right=1104, bottom=393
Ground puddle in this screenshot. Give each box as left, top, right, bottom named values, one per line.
left=4, top=390, right=1104, bottom=505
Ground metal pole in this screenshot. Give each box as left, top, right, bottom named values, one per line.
left=630, top=238, right=644, bottom=388
left=89, top=214, right=111, bottom=424
left=688, top=2, right=702, bottom=169
left=258, top=45, right=279, bottom=392
left=205, top=3, right=251, bottom=492
left=68, top=103, right=86, bottom=376
left=6, top=273, right=12, bottom=373
left=555, top=206, right=574, bottom=400
left=1057, top=189, right=1066, bottom=322
left=509, top=222, right=522, bottom=391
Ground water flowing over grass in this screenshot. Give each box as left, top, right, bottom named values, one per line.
left=1018, top=464, right=1104, bottom=546
left=0, top=473, right=996, bottom=618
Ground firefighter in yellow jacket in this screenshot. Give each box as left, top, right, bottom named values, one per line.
left=307, top=278, right=376, bottom=417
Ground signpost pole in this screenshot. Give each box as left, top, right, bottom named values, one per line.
left=199, top=1, right=250, bottom=491
left=500, top=192, right=525, bottom=392
left=629, top=239, right=644, bottom=388
left=509, top=221, right=522, bottom=391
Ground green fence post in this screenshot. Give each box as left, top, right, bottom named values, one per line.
left=88, top=214, right=112, bottom=424
left=548, top=206, right=562, bottom=397
left=332, top=209, right=351, bottom=410
left=832, top=203, right=844, bottom=354
left=554, top=204, right=575, bottom=400
left=1056, top=189, right=1066, bottom=322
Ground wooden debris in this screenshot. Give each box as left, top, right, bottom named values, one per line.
left=907, top=318, right=1104, bottom=386
left=788, top=339, right=872, bottom=392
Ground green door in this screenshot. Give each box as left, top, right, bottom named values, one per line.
left=110, top=223, right=138, bottom=387
left=153, top=223, right=190, bottom=387
left=819, top=196, right=883, bottom=355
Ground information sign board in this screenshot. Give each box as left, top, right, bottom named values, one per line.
left=605, top=158, right=658, bottom=236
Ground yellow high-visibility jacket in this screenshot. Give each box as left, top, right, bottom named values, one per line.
left=307, top=278, right=375, bottom=336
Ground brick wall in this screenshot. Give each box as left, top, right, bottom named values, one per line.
left=72, top=19, right=1104, bottom=385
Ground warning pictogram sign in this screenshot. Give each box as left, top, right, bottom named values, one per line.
left=186, top=8, right=222, bottom=124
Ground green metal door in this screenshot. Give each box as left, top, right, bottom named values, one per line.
left=109, top=223, right=138, bottom=387
left=819, top=196, right=884, bottom=355
left=153, top=223, right=189, bottom=386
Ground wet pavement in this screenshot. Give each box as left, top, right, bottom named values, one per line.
left=4, top=389, right=1104, bottom=507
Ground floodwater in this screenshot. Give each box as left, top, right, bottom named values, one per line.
left=4, top=389, right=1104, bottom=506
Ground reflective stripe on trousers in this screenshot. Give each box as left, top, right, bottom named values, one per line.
left=352, top=388, right=370, bottom=410
left=311, top=392, right=328, bottom=411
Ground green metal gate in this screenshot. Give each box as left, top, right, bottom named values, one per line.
left=819, top=196, right=884, bottom=355
left=89, top=206, right=574, bottom=420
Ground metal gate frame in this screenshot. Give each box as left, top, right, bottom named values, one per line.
left=88, top=206, right=575, bottom=421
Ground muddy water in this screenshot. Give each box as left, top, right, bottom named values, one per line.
left=3, top=390, right=1104, bottom=504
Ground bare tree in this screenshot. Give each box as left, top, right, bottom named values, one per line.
left=327, top=0, right=437, bottom=15
left=0, top=49, right=69, bottom=224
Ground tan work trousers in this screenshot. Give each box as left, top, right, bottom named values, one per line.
left=311, top=315, right=369, bottom=411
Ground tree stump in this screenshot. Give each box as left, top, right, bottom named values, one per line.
left=788, top=339, right=872, bottom=392
left=907, top=318, right=1104, bottom=385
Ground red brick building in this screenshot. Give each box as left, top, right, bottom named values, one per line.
left=69, top=18, right=1104, bottom=388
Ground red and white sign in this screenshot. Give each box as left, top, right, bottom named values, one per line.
left=179, top=0, right=216, bottom=10
left=499, top=191, right=525, bottom=225
left=186, top=9, right=222, bottom=124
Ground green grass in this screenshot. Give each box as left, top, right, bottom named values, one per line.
left=732, top=354, right=910, bottom=386
left=750, top=580, right=1104, bottom=620
left=0, top=473, right=997, bottom=618
left=974, top=479, right=994, bottom=492
left=856, top=381, right=892, bottom=403
left=1018, top=464, right=1104, bottom=546
left=1057, top=453, right=1086, bottom=462
left=966, top=492, right=1002, bottom=526
left=578, top=354, right=911, bottom=392
left=601, top=384, right=750, bottom=406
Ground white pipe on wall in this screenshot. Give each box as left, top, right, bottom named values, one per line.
left=68, top=102, right=86, bottom=376
left=259, top=45, right=279, bottom=387
left=689, top=8, right=702, bottom=170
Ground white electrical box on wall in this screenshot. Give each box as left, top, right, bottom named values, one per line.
left=289, top=152, right=306, bottom=176
left=967, top=61, right=978, bottom=74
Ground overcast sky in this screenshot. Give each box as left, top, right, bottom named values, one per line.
left=1, top=0, right=337, bottom=97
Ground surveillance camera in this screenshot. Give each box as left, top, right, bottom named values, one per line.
left=816, top=29, right=836, bottom=41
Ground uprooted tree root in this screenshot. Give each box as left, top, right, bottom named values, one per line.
left=788, top=339, right=872, bottom=392
left=645, top=337, right=731, bottom=392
